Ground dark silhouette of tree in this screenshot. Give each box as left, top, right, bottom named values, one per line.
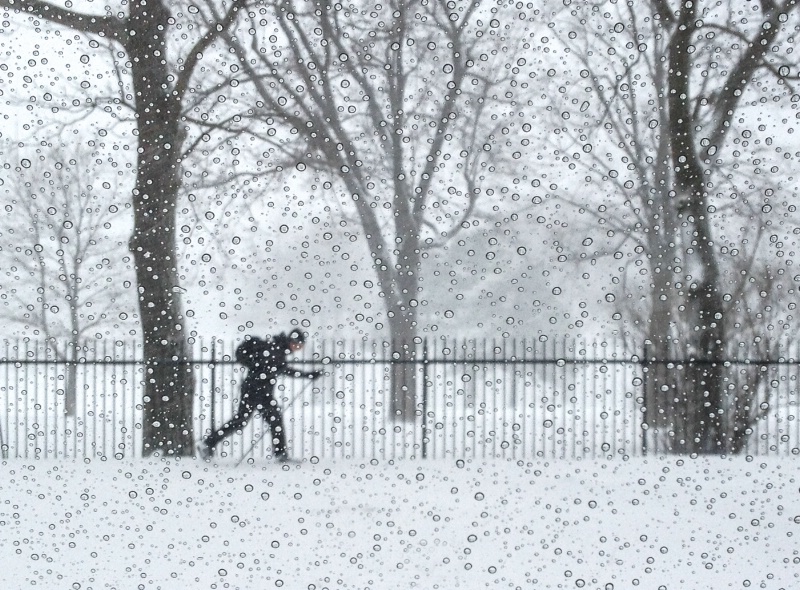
left=547, top=0, right=800, bottom=453
left=0, top=0, right=245, bottom=454
left=662, top=0, right=799, bottom=453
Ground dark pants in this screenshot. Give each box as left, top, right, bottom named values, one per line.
left=205, top=379, right=287, bottom=458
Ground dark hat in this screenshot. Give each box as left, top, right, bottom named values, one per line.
left=287, top=328, right=306, bottom=344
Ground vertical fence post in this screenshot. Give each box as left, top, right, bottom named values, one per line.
left=421, top=339, right=429, bottom=459
left=209, top=338, right=217, bottom=447
left=121, top=340, right=128, bottom=459
left=23, top=338, right=29, bottom=459
left=0, top=389, right=5, bottom=459
left=641, top=341, right=650, bottom=456
left=2, top=340, right=8, bottom=459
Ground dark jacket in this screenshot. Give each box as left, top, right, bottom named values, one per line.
left=235, top=334, right=315, bottom=389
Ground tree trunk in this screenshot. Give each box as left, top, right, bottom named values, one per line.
left=126, top=0, right=194, bottom=456
left=667, top=0, right=726, bottom=455
left=644, top=243, right=675, bottom=453
left=642, top=159, right=680, bottom=451
left=64, top=273, right=81, bottom=416
left=64, top=343, right=77, bottom=416
left=387, top=240, right=421, bottom=422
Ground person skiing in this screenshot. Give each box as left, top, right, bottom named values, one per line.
left=198, top=328, right=321, bottom=462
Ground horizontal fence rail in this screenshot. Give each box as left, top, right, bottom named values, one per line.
left=1, top=338, right=798, bottom=461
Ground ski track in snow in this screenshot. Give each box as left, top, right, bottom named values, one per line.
left=1, top=456, right=797, bottom=589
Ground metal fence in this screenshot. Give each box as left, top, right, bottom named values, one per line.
left=1, top=338, right=798, bottom=461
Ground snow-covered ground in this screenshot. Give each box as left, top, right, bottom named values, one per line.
left=1, top=456, right=797, bottom=589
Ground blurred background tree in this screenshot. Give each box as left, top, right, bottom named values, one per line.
left=213, top=0, right=527, bottom=420
left=0, top=144, right=136, bottom=414
left=544, top=0, right=800, bottom=453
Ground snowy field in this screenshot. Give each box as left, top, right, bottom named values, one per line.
left=1, top=456, right=797, bottom=589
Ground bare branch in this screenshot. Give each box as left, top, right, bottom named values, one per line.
left=174, top=0, right=245, bottom=102
left=706, top=0, right=800, bottom=151
left=0, top=0, right=125, bottom=38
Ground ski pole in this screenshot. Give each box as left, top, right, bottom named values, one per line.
left=0, top=415, right=6, bottom=460
left=235, top=378, right=317, bottom=466
left=283, top=377, right=317, bottom=410
left=235, top=428, right=268, bottom=467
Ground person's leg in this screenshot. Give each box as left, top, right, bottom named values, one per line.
left=260, top=394, right=288, bottom=460
left=203, top=390, right=254, bottom=453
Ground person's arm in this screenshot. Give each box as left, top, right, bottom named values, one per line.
left=279, top=363, right=322, bottom=379
left=271, top=343, right=321, bottom=379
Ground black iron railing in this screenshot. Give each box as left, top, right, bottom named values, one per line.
left=1, top=338, right=798, bottom=461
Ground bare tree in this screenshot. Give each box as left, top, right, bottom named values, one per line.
left=0, top=144, right=137, bottom=414
left=546, top=0, right=800, bottom=453
left=0, top=0, right=248, bottom=454
left=212, top=0, right=523, bottom=419
left=660, top=0, right=799, bottom=453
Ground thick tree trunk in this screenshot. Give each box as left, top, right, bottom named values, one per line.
left=667, top=0, right=726, bottom=455
left=640, top=143, right=679, bottom=448
left=685, top=220, right=725, bottom=453
left=387, top=314, right=419, bottom=423
left=126, top=0, right=194, bottom=456
left=387, top=239, right=421, bottom=422
left=644, top=234, right=676, bottom=453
